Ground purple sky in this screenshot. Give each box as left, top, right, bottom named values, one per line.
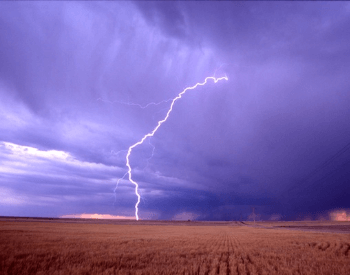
left=1, top=1, right=350, bottom=221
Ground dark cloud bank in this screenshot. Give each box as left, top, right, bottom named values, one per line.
left=1, top=1, right=350, bottom=221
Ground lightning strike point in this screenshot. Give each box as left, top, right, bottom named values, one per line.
left=121, top=75, right=228, bottom=220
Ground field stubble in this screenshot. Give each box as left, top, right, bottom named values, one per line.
left=0, top=220, right=349, bottom=275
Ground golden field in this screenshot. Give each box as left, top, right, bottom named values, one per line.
left=0, top=219, right=349, bottom=275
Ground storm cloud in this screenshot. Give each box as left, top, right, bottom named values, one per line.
left=1, top=1, right=350, bottom=220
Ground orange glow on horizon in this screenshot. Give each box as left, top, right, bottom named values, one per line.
left=329, top=210, right=350, bottom=221
left=60, top=213, right=137, bottom=220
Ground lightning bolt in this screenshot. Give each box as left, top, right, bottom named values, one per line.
left=122, top=75, right=228, bottom=220
left=97, top=97, right=173, bottom=109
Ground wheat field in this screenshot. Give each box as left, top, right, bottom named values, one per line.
left=0, top=220, right=349, bottom=275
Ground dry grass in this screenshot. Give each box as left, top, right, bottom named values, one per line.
left=0, top=220, right=349, bottom=275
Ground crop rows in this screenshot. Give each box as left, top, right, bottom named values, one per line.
left=0, top=221, right=349, bottom=274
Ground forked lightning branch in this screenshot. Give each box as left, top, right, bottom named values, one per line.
left=119, top=75, right=228, bottom=220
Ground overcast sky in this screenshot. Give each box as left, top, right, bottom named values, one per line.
left=1, top=1, right=350, bottom=221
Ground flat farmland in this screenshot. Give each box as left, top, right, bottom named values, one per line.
left=0, top=219, right=349, bottom=275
